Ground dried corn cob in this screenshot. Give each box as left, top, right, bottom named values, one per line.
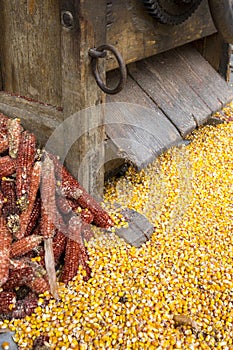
left=11, top=292, right=38, bottom=319
left=77, top=244, right=91, bottom=281
left=0, top=291, right=16, bottom=313
left=81, top=222, right=94, bottom=243
left=0, top=156, right=16, bottom=178
left=41, top=152, right=56, bottom=239
left=61, top=216, right=86, bottom=284
left=26, top=276, right=50, bottom=295
left=0, top=217, right=12, bottom=287
left=10, top=234, right=43, bottom=258
left=50, top=154, right=114, bottom=228
left=80, top=208, right=94, bottom=224
left=0, top=189, right=6, bottom=213
left=52, top=230, right=67, bottom=264
left=56, top=195, right=72, bottom=215
left=1, top=178, right=18, bottom=217
left=2, top=267, right=33, bottom=291
left=24, top=198, right=41, bottom=237
left=7, top=118, right=23, bottom=158
left=0, top=113, right=9, bottom=154
left=16, top=161, right=41, bottom=240
left=16, top=130, right=36, bottom=210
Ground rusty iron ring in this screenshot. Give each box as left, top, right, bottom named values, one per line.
left=89, top=44, right=127, bottom=94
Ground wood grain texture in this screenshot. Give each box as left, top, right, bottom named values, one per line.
left=60, top=0, right=106, bottom=197
left=0, top=0, right=62, bottom=106
left=128, top=45, right=233, bottom=136
left=106, top=74, right=182, bottom=170
left=106, top=0, right=216, bottom=71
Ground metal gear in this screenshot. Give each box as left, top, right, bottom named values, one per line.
left=142, top=0, right=203, bottom=25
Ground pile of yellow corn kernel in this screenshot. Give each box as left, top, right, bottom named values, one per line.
left=1, top=109, right=233, bottom=349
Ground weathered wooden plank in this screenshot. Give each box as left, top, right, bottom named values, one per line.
left=115, top=208, right=154, bottom=247
left=60, top=0, right=106, bottom=197
left=128, top=57, right=197, bottom=136
left=176, top=45, right=233, bottom=107
left=106, top=74, right=182, bottom=170
left=0, top=0, right=62, bottom=106
left=106, top=0, right=216, bottom=71
left=195, top=33, right=231, bottom=81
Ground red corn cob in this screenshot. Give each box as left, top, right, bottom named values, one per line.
left=26, top=276, right=50, bottom=294
left=1, top=178, right=18, bottom=217
left=56, top=195, right=72, bottom=215
left=0, top=189, right=6, bottom=213
left=24, top=198, right=41, bottom=237
left=16, top=161, right=41, bottom=240
left=2, top=267, right=33, bottom=291
left=0, top=291, right=16, bottom=313
left=0, top=217, right=12, bottom=287
left=11, top=292, right=38, bottom=319
left=80, top=208, right=94, bottom=224
left=41, top=152, right=56, bottom=238
left=78, top=244, right=91, bottom=282
left=81, top=222, right=94, bottom=243
left=50, top=154, right=114, bottom=228
left=52, top=230, right=67, bottom=264
left=61, top=216, right=87, bottom=284
left=0, top=156, right=16, bottom=178
left=7, top=118, right=23, bottom=158
left=0, top=113, right=10, bottom=154
left=21, top=292, right=39, bottom=316
left=10, top=234, right=43, bottom=258
left=16, top=130, right=36, bottom=210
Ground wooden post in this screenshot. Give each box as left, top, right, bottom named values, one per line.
left=60, top=0, right=106, bottom=197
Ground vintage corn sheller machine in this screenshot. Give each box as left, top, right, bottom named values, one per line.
left=0, top=0, right=233, bottom=196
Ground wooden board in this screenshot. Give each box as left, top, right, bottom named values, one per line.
left=106, top=0, right=216, bottom=71
left=115, top=208, right=154, bottom=247
left=0, top=1, right=62, bottom=106
left=58, top=0, right=107, bottom=197
left=106, top=74, right=182, bottom=170
left=176, top=45, right=233, bottom=106
left=128, top=45, right=233, bottom=136
left=106, top=44, right=233, bottom=171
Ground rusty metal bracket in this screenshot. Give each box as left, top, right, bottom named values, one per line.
left=88, top=44, right=127, bottom=94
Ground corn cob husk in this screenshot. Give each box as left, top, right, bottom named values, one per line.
left=0, top=217, right=12, bottom=287
left=50, top=153, right=114, bottom=228
left=0, top=156, right=16, bottom=178
left=10, top=234, right=43, bottom=258
left=7, top=118, right=23, bottom=158
left=16, top=161, right=41, bottom=240
left=16, top=130, right=36, bottom=210
left=44, top=237, right=58, bottom=299
left=1, top=178, right=18, bottom=217
left=41, top=152, right=56, bottom=239
left=0, top=291, right=16, bottom=313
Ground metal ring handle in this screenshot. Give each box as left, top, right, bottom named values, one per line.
left=88, top=44, right=127, bottom=95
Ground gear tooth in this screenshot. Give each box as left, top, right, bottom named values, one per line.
left=142, top=0, right=203, bottom=25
